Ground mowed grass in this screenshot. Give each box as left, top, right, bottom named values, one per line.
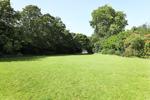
left=0, top=54, right=150, bottom=100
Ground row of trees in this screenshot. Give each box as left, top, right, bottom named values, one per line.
left=0, top=1, right=149, bottom=57
left=90, top=5, right=150, bottom=57
left=0, top=0, right=93, bottom=56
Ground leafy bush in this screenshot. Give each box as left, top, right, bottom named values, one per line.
left=144, top=34, right=150, bottom=57
left=144, top=42, right=150, bottom=57
left=124, top=46, right=134, bottom=57
left=100, top=31, right=130, bottom=55
left=124, top=33, right=145, bottom=57
left=101, top=49, right=115, bottom=54
left=93, top=41, right=102, bottom=53
left=115, top=50, right=122, bottom=56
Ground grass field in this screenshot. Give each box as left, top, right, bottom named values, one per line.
left=0, top=54, right=150, bottom=100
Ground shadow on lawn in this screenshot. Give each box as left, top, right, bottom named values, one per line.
left=0, top=54, right=93, bottom=62
left=0, top=56, right=48, bottom=62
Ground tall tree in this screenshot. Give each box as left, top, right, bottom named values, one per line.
left=0, top=0, right=18, bottom=55
left=19, top=5, right=42, bottom=54
left=90, top=5, right=127, bottom=38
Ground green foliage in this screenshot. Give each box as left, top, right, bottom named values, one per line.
left=0, top=1, right=92, bottom=56
left=131, top=24, right=150, bottom=35
left=100, top=31, right=130, bottom=55
left=90, top=5, right=127, bottom=38
left=73, top=33, right=93, bottom=54
left=144, top=34, right=150, bottom=57
left=90, top=5, right=150, bottom=58
left=0, top=0, right=18, bottom=55
left=124, top=34, right=145, bottom=57
left=91, top=24, right=150, bottom=58
left=144, top=41, right=150, bottom=56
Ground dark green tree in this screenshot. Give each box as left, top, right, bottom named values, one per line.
left=0, top=0, right=19, bottom=55
left=19, top=5, right=42, bottom=54
left=73, top=33, right=93, bottom=54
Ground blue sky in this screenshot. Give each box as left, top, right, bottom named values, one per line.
left=11, top=0, right=150, bottom=36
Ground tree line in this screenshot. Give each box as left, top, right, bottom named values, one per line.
left=0, top=0, right=93, bottom=56
left=90, top=5, right=150, bottom=57
left=0, top=1, right=149, bottom=58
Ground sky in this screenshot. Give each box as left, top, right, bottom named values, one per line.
left=11, top=0, right=150, bottom=36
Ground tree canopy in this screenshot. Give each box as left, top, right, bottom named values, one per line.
left=0, top=1, right=149, bottom=58
left=0, top=0, right=93, bottom=56
left=90, top=5, right=128, bottom=38
left=90, top=5, right=149, bottom=58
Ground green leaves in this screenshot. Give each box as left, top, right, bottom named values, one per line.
left=90, top=5, right=127, bottom=38
left=0, top=1, right=93, bottom=55
left=73, top=33, right=93, bottom=54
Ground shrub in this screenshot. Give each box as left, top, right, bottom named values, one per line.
left=143, top=34, right=150, bottom=57
left=124, top=46, right=134, bottom=57
left=101, top=49, right=115, bottom=55
left=115, top=50, right=122, bottom=56
left=93, top=41, right=102, bottom=53
left=124, top=33, right=145, bottom=57
left=100, top=31, right=130, bottom=55
left=144, top=41, right=150, bottom=57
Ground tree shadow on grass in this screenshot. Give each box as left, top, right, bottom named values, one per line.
left=0, top=55, right=48, bottom=62
left=0, top=54, right=93, bottom=62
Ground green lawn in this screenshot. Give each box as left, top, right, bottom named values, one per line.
left=0, top=54, right=150, bottom=100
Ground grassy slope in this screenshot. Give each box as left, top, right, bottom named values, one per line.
left=0, top=54, right=150, bottom=100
